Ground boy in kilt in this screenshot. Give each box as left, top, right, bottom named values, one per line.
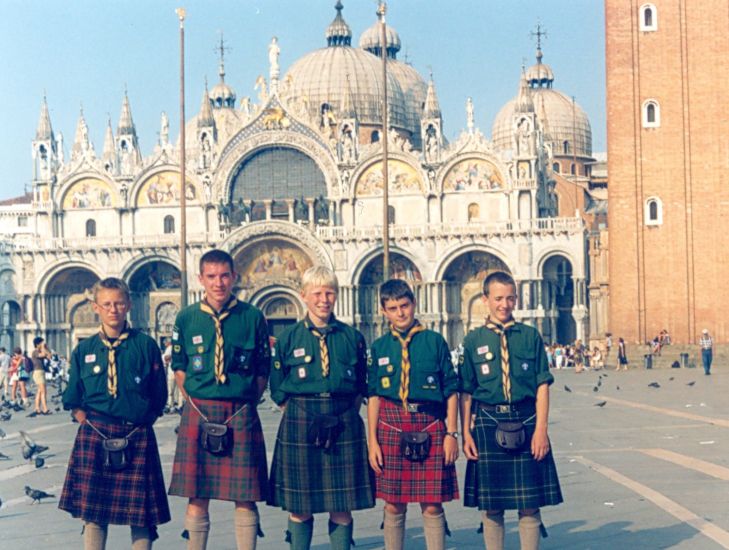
left=367, top=279, right=459, bottom=550
left=268, top=265, right=374, bottom=550
left=168, top=249, right=271, bottom=550
left=460, top=271, right=562, bottom=550
left=60, top=277, right=170, bottom=550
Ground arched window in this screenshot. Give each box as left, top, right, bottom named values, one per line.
left=645, top=197, right=663, bottom=226
left=371, top=130, right=380, bottom=143
left=639, top=4, right=657, bottom=31
left=552, top=162, right=560, bottom=173
left=85, top=219, right=96, bottom=237
left=642, top=99, right=660, bottom=128
left=570, top=163, right=576, bottom=175
left=163, top=215, right=175, bottom=234
left=563, top=141, right=570, bottom=155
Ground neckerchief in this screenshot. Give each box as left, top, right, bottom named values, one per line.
left=199, top=297, right=238, bottom=384
left=485, top=316, right=516, bottom=402
left=391, top=321, right=425, bottom=411
left=98, top=323, right=130, bottom=399
left=305, top=317, right=333, bottom=378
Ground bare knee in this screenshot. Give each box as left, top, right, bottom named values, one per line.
left=290, top=513, right=313, bottom=523
left=519, top=508, right=540, bottom=517
left=385, top=502, right=407, bottom=515
left=420, top=503, right=443, bottom=516
left=235, top=501, right=257, bottom=511
left=187, top=498, right=210, bottom=516
left=330, top=511, right=352, bottom=525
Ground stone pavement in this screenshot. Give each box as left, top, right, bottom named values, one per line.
left=1, top=365, right=728, bottom=549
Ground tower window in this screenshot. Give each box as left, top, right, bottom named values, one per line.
left=85, top=219, right=97, bottom=237
left=552, top=162, right=560, bottom=173
left=639, top=4, right=657, bottom=31
left=163, top=215, right=175, bottom=234
left=570, top=163, right=576, bottom=175
left=563, top=141, right=570, bottom=155
left=642, top=99, right=660, bottom=128
left=645, top=197, right=663, bottom=226
left=18, top=216, right=28, bottom=227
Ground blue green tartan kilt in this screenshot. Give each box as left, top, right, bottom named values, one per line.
left=267, top=395, right=375, bottom=514
left=59, top=417, right=171, bottom=527
left=464, top=403, right=563, bottom=511
left=168, top=398, right=268, bottom=502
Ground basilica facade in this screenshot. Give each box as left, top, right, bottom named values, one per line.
left=0, top=3, right=596, bottom=356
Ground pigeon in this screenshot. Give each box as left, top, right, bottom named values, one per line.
left=34, top=457, right=45, bottom=468
left=616, top=385, right=620, bottom=390
left=602, top=373, right=608, bottom=377
left=593, top=386, right=599, bottom=392
left=597, top=379, right=602, bottom=387
left=0, top=427, right=5, bottom=438
left=19, top=431, right=49, bottom=460
left=564, top=385, right=572, bottom=393
left=174, top=424, right=180, bottom=435
left=669, top=377, right=675, bottom=381
left=0, top=497, right=3, bottom=508
left=687, top=381, right=696, bottom=386
left=595, top=401, right=607, bottom=407
left=0, top=412, right=11, bottom=421
left=25, top=485, right=55, bottom=504
left=54, top=407, right=61, bottom=412
left=0, top=452, right=10, bottom=460
left=27, top=411, right=38, bottom=418
left=648, top=382, right=660, bottom=388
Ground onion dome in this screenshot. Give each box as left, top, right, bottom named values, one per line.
left=210, top=37, right=236, bottom=109
left=326, top=1, right=352, bottom=46
left=359, top=20, right=401, bottom=58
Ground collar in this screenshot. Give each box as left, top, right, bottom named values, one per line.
left=200, top=295, right=238, bottom=316
left=390, top=319, right=422, bottom=340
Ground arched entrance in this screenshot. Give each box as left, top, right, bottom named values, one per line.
left=541, top=255, right=575, bottom=344
left=442, top=251, right=510, bottom=347
left=128, top=260, right=181, bottom=342
left=0, top=300, right=21, bottom=350
left=258, top=293, right=303, bottom=338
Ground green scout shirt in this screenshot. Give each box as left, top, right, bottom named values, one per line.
left=367, top=327, right=458, bottom=403
left=171, top=300, right=270, bottom=401
left=63, top=329, right=167, bottom=424
left=269, top=317, right=367, bottom=405
left=459, top=322, right=553, bottom=404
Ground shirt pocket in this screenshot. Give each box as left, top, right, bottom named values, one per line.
left=412, top=359, right=442, bottom=394
left=185, top=339, right=213, bottom=373
left=473, top=355, right=499, bottom=383
left=229, top=345, right=255, bottom=375
left=81, top=365, right=107, bottom=397
left=285, top=352, right=315, bottom=385
left=376, top=361, right=397, bottom=392
left=512, top=350, right=537, bottom=382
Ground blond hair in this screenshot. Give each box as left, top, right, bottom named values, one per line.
left=301, top=265, right=339, bottom=293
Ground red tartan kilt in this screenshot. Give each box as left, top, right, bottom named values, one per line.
left=375, top=399, right=459, bottom=503
left=59, top=418, right=170, bottom=527
left=169, top=398, right=268, bottom=502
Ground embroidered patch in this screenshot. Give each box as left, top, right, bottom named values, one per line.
left=304, top=355, right=312, bottom=363
left=485, top=352, right=494, bottom=361
left=274, top=360, right=281, bottom=370
left=386, top=364, right=394, bottom=373
left=192, top=356, right=203, bottom=371
left=92, top=365, right=101, bottom=374
left=367, top=355, right=373, bottom=366
left=381, top=377, right=391, bottom=388
left=85, top=354, right=96, bottom=363
left=346, top=368, right=353, bottom=377
left=378, top=357, right=390, bottom=366
left=294, top=348, right=305, bottom=358
left=271, top=347, right=276, bottom=357
left=298, top=367, right=306, bottom=379
left=481, top=363, right=490, bottom=375
left=192, top=335, right=203, bottom=345
left=239, top=354, right=247, bottom=364
left=522, top=362, right=529, bottom=371
left=173, top=345, right=181, bottom=353
left=134, top=376, right=141, bottom=384
left=426, top=375, right=436, bottom=385
left=477, top=345, right=489, bottom=355
left=459, top=354, right=465, bottom=365
left=197, top=346, right=205, bottom=354
left=172, top=330, right=179, bottom=341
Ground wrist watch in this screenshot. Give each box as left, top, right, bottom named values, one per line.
left=445, top=431, right=459, bottom=439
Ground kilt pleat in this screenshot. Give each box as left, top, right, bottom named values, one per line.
left=375, top=399, right=459, bottom=503
left=267, top=396, right=375, bottom=514
left=59, top=419, right=171, bottom=526
left=464, top=405, right=563, bottom=510
left=168, top=399, right=268, bottom=502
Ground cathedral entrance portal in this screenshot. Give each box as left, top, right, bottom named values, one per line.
left=260, top=294, right=302, bottom=338
left=541, top=255, right=575, bottom=344
left=128, top=260, right=182, bottom=343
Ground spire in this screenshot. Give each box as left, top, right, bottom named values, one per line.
left=216, top=32, right=228, bottom=83
left=515, top=69, right=534, bottom=113
left=198, top=81, right=215, bottom=128
left=340, top=74, right=356, bottom=118
left=210, top=34, right=236, bottom=108
left=423, top=73, right=441, bottom=119
left=117, top=90, right=136, bottom=136
left=35, top=94, right=54, bottom=141
left=326, top=0, right=352, bottom=47
left=72, top=105, right=93, bottom=158
left=537, top=94, right=552, bottom=140
left=103, top=117, right=115, bottom=155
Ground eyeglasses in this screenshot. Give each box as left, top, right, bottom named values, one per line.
left=95, top=301, right=129, bottom=311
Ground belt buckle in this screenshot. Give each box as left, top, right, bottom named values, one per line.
left=496, top=405, right=511, bottom=414
left=318, top=392, right=331, bottom=397
left=406, top=403, right=419, bottom=413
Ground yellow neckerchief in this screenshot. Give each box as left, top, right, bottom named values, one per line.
left=390, top=321, right=426, bottom=411
left=199, top=296, right=238, bottom=384
left=484, top=316, right=516, bottom=402
left=98, top=323, right=130, bottom=399
left=304, top=316, right=334, bottom=378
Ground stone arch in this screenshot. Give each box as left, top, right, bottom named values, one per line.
left=0, top=269, right=17, bottom=295
left=132, top=168, right=200, bottom=208
left=155, top=301, right=179, bottom=336
left=0, top=299, right=22, bottom=350
left=248, top=286, right=304, bottom=338
left=350, top=155, right=426, bottom=200
left=439, top=154, right=508, bottom=194
left=125, top=259, right=182, bottom=335
left=540, top=254, right=575, bottom=344
left=350, top=246, right=425, bottom=287
left=57, top=173, right=118, bottom=210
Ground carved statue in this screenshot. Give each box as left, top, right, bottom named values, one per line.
left=262, top=107, right=289, bottom=130
left=466, top=97, right=475, bottom=133
left=255, top=75, right=268, bottom=103
left=160, top=111, right=169, bottom=146
left=268, top=37, right=280, bottom=80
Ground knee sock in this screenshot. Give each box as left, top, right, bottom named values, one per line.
left=328, top=519, right=353, bottom=550
left=234, top=508, right=260, bottom=550
left=518, top=512, right=542, bottom=550
left=83, top=522, right=108, bottom=550
left=422, top=512, right=446, bottom=550
left=184, top=514, right=210, bottom=550
left=383, top=510, right=406, bottom=550
left=287, top=517, right=314, bottom=550
left=130, top=526, right=152, bottom=550
left=482, top=511, right=505, bottom=550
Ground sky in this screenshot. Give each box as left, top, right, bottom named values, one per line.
left=0, top=0, right=605, bottom=200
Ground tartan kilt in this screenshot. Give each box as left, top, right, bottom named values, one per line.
left=375, top=399, right=459, bottom=503
left=169, top=398, right=268, bottom=502
left=267, top=395, right=375, bottom=514
left=464, top=404, right=563, bottom=510
left=59, top=417, right=171, bottom=527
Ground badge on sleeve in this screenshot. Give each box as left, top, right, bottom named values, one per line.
left=192, top=356, right=203, bottom=371
left=85, top=354, right=96, bottom=363
left=481, top=363, right=490, bottom=375
left=192, top=335, right=203, bottom=345
left=294, top=348, right=305, bottom=358
left=274, top=360, right=281, bottom=370
left=172, top=330, right=179, bottom=341
left=298, top=367, right=306, bottom=379
left=271, top=347, right=276, bottom=357
left=381, top=377, right=391, bottom=388
left=173, top=345, right=181, bottom=353
left=477, top=345, right=489, bottom=355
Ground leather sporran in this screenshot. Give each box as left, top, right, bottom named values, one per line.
left=102, top=437, right=131, bottom=471
left=307, top=414, right=342, bottom=453
left=199, top=421, right=233, bottom=456
left=494, top=421, right=526, bottom=451
left=400, top=431, right=431, bottom=462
